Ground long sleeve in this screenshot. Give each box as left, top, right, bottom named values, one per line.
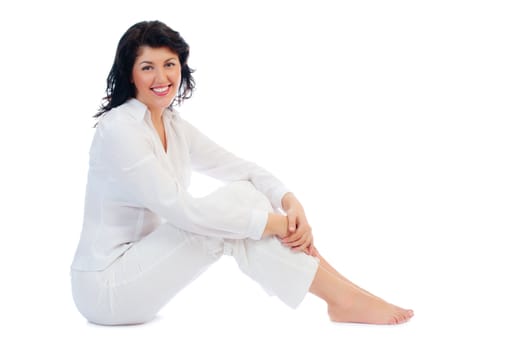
left=100, top=118, right=269, bottom=240
left=180, top=119, right=290, bottom=211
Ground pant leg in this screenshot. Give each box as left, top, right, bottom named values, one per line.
left=224, top=182, right=320, bottom=308
left=71, top=180, right=318, bottom=324
left=226, top=237, right=319, bottom=309
left=71, top=225, right=224, bottom=325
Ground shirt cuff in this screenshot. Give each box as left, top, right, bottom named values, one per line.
left=247, top=209, right=269, bottom=240
left=269, top=186, right=291, bottom=211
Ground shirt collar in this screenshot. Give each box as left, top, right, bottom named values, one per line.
left=120, top=98, right=148, bottom=122
left=121, top=98, right=178, bottom=122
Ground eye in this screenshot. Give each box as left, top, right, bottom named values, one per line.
left=141, top=65, right=153, bottom=71
left=165, top=62, right=177, bottom=68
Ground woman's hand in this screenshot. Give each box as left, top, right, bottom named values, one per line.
left=280, top=193, right=315, bottom=256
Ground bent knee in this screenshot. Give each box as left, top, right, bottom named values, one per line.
left=218, top=181, right=273, bottom=212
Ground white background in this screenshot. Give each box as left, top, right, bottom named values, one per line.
left=1, top=0, right=526, bottom=349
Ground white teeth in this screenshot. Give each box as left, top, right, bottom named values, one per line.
left=152, top=86, right=169, bottom=93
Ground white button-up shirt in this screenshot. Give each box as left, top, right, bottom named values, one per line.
left=71, top=98, right=289, bottom=271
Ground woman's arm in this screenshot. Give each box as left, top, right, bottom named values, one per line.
left=101, top=118, right=272, bottom=240
left=180, top=118, right=290, bottom=211
left=180, top=117, right=316, bottom=252
left=262, top=213, right=289, bottom=239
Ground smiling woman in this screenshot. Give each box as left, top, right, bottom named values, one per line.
left=133, top=47, right=181, bottom=114
left=132, top=47, right=183, bottom=150
left=94, top=20, right=195, bottom=119
left=69, top=20, right=413, bottom=327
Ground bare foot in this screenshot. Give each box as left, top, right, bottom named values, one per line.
left=307, top=250, right=414, bottom=325
left=328, top=286, right=414, bottom=325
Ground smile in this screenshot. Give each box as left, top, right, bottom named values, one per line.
left=151, top=85, right=171, bottom=96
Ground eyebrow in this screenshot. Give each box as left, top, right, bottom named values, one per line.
left=139, top=57, right=179, bottom=65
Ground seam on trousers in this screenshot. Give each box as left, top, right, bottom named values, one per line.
left=109, top=236, right=193, bottom=288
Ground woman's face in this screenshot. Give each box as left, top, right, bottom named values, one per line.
left=132, top=46, right=181, bottom=114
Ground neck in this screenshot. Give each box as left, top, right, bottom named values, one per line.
left=149, top=108, right=164, bottom=124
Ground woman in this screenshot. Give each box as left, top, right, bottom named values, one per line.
left=70, top=20, right=413, bottom=326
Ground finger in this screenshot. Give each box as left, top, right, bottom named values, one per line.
left=296, top=222, right=312, bottom=237
left=290, top=232, right=310, bottom=250
left=286, top=213, right=297, bottom=233
left=298, top=230, right=312, bottom=247
left=281, top=229, right=303, bottom=243
left=304, top=241, right=313, bottom=256
left=287, top=238, right=305, bottom=250
left=309, top=240, right=316, bottom=256
left=309, top=236, right=315, bottom=255
left=294, top=233, right=312, bottom=252
left=282, top=231, right=306, bottom=245
left=301, top=232, right=313, bottom=251
left=282, top=231, right=305, bottom=248
left=308, top=244, right=316, bottom=256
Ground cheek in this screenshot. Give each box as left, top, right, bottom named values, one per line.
left=131, top=69, right=139, bottom=84
left=171, top=71, right=182, bottom=85
left=133, top=74, right=150, bottom=93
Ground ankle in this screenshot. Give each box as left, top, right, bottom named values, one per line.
left=328, top=288, right=355, bottom=310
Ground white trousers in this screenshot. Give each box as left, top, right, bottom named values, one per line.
left=70, top=182, right=319, bottom=325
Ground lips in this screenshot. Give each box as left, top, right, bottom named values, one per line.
left=151, top=85, right=171, bottom=96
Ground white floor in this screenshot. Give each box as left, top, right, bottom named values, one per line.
left=3, top=231, right=526, bottom=350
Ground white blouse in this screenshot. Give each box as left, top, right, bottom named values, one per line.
left=71, top=98, right=289, bottom=271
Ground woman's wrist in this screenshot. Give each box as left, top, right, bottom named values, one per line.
left=262, top=213, right=288, bottom=239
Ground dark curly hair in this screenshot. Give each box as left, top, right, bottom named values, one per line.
left=94, top=20, right=195, bottom=118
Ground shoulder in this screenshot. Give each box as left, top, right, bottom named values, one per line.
left=168, top=108, right=196, bottom=135
left=170, top=108, right=203, bottom=129
left=168, top=108, right=185, bottom=125
left=97, top=99, right=148, bottom=137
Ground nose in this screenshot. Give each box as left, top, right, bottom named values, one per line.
left=154, top=68, right=168, bottom=84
